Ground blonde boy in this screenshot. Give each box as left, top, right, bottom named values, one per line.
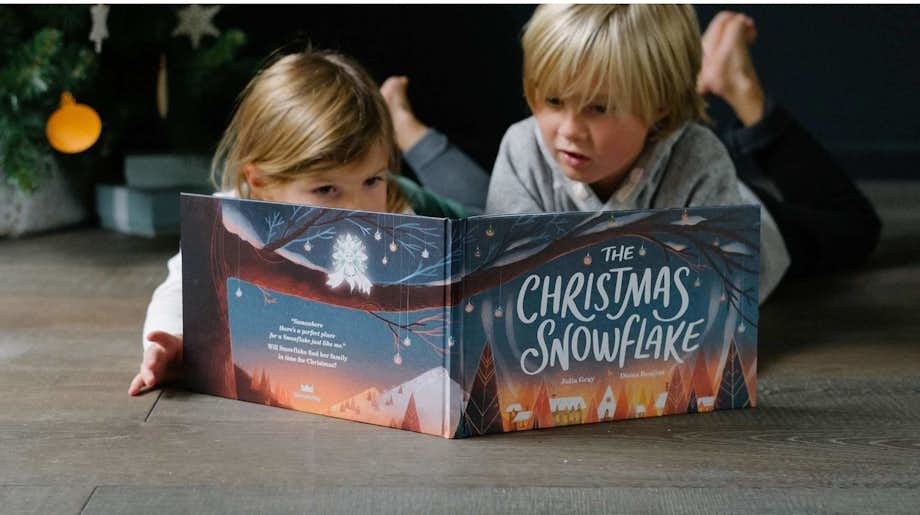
left=486, top=4, right=789, bottom=301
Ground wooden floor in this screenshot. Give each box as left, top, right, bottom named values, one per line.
left=1, top=181, right=918, bottom=514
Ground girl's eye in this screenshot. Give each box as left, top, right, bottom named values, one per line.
left=545, top=97, right=562, bottom=107
left=590, top=104, right=608, bottom=114
left=364, top=176, right=384, bottom=187
left=313, top=185, right=335, bottom=196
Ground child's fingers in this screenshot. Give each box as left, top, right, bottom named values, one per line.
left=146, top=330, right=179, bottom=346
left=145, top=331, right=182, bottom=360
left=128, top=371, right=154, bottom=396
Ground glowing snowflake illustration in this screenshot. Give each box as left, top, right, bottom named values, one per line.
left=326, top=233, right=372, bottom=295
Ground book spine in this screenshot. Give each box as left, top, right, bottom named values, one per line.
left=443, top=218, right=451, bottom=437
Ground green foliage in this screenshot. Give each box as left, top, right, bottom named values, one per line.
left=0, top=7, right=96, bottom=193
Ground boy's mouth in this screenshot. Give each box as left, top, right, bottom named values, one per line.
left=558, top=149, right=590, bottom=168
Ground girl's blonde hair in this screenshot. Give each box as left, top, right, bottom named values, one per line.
left=522, top=4, right=708, bottom=137
left=212, top=48, right=408, bottom=213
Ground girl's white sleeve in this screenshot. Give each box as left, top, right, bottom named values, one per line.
left=142, top=250, right=183, bottom=351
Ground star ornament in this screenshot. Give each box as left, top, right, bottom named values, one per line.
left=172, top=5, right=221, bottom=49
left=89, top=4, right=110, bottom=53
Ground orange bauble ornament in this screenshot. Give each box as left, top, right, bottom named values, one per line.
left=45, top=92, right=102, bottom=154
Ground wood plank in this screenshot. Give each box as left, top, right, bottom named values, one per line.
left=81, top=486, right=920, bottom=515
left=0, top=486, right=93, bottom=515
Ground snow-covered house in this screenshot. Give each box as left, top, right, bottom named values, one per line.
left=512, top=410, right=533, bottom=431
left=549, top=396, right=587, bottom=426
left=596, top=386, right=616, bottom=421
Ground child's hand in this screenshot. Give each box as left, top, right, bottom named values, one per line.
left=697, top=11, right=765, bottom=126
left=380, top=76, right=429, bottom=152
left=129, top=331, right=183, bottom=396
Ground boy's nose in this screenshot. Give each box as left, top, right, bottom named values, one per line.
left=558, top=110, right=587, bottom=140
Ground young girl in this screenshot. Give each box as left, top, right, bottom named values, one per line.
left=485, top=4, right=790, bottom=303
left=129, top=49, right=466, bottom=396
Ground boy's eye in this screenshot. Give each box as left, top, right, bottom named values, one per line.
left=590, top=104, right=608, bottom=114
left=313, top=185, right=335, bottom=195
left=545, top=97, right=562, bottom=107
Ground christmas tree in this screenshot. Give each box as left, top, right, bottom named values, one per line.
left=0, top=5, right=254, bottom=194
left=0, top=7, right=95, bottom=192
left=664, top=366, right=686, bottom=415
left=458, top=341, right=503, bottom=437
left=400, top=394, right=421, bottom=433
left=715, top=339, right=751, bottom=410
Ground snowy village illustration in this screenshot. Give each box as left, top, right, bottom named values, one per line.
left=180, top=194, right=760, bottom=438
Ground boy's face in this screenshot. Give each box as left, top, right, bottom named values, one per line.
left=534, top=97, right=650, bottom=198
left=246, top=141, right=390, bottom=213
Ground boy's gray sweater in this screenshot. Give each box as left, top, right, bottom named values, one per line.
left=485, top=116, right=790, bottom=303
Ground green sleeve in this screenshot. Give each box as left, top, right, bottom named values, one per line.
left=392, top=175, right=468, bottom=219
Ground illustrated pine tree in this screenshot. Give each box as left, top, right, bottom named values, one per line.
left=691, top=352, right=714, bottom=399
left=613, top=383, right=630, bottom=420
left=715, top=339, right=751, bottom=410
left=686, top=389, right=698, bottom=414
left=458, top=341, right=503, bottom=436
left=664, top=366, right=686, bottom=415
left=400, top=394, right=421, bottom=433
left=530, top=382, right=554, bottom=430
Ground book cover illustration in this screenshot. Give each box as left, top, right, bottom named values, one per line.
left=181, top=195, right=759, bottom=438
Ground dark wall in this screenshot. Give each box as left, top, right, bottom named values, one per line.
left=110, top=5, right=919, bottom=179
left=695, top=5, right=920, bottom=179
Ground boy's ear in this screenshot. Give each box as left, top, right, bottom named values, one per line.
left=243, top=163, right=267, bottom=191
left=656, top=107, right=669, bottom=122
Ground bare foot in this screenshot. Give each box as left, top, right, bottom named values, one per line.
left=380, top=76, right=430, bottom=152
left=697, top=11, right=765, bottom=126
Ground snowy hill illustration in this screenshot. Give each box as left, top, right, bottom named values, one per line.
left=327, top=367, right=464, bottom=438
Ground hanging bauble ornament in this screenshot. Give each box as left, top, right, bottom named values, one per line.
left=464, top=301, right=474, bottom=313
left=485, top=225, right=495, bottom=237
left=389, top=241, right=398, bottom=252
left=156, top=53, right=169, bottom=119
left=737, top=322, right=746, bottom=333
left=46, top=92, right=102, bottom=154
left=693, top=276, right=701, bottom=288
left=473, top=246, right=481, bottom=258
left=381, top=256, right=388, bottom=265
left=393, top=352, right=402, bottom=365
left=89, top=4, right=110, bottom=53
left=374, top=229, right=382, bottom=241
left=402, top=336, right=412, bottom=347
left=638, top=244, right=646, bottom=256
left=583, top=253, right=593, bottom=266
left=494, top=306, right=504, bottom=318
left=303, top=241, right=312, bottom=252
left=421, top=248, right=429, bottom=259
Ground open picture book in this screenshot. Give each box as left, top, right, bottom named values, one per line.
left=181, top=194, right=760, bottom=438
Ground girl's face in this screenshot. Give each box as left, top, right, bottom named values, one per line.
left=245, top=141, right=390, bottom=213
left=533, top=95, right=651, bottom=200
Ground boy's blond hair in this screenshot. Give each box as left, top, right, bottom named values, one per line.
left=522, top=4, right=708, bottom=137
left=212, top=49, right=408, bottom=213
